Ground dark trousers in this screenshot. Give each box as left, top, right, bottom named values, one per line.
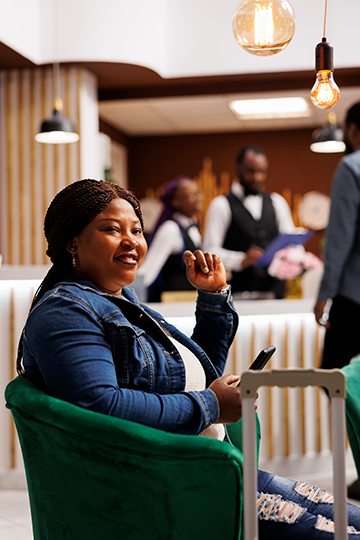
left=321, top=295, right=360, bottom=369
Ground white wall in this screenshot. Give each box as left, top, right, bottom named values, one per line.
left=0, top=0, right=169, bottom=74
left=164, top=0, right=338, bottom=77
left=0, top=0, right=359, bottom=78
left=110, top=141, right=128, bottom=188
left=0, top=0, right=42, bottom=62
left=98, top=134, right=128, bottom=186
left=79, top=69, right=100, bottom=180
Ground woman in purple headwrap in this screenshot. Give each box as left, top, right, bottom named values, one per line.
left=138, top=175, right=203, bottom=301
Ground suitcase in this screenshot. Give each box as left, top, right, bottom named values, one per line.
left=241, top=367, right=347, bottom=540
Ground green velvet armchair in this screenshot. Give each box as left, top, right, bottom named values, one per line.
left=342, top=356, right=360, bottom=481
left=5, top=376, right=260, bottom=540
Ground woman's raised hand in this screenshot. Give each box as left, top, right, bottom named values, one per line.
left=183, top=249, right=227, bottom=293
left=209, top=374, right=242, bottom=424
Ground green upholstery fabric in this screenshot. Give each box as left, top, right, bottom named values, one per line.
left=343, top=356, right=360, bottom=481
left=5, top=377, right=261, bottom=540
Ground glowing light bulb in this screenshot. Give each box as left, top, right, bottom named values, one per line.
left=254, top=3, right=274, bottom=46
left=310, top=71, right=340, bottom=110
left=233, top=0, right=295, bottom=57
left=310, top=38, right=340, bottom=110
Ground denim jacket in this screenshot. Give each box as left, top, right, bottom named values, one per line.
left=23, top=274, right=238, bottom=435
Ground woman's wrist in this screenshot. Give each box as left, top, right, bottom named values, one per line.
left=214, top=284, right=231, bottom=295
left=200, top=284, right=231, bottom=295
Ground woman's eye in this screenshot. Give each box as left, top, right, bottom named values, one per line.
left=133, top=228, right=142, bottom=234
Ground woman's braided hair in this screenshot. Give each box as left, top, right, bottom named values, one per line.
left=16, top=179, right=143, bottom=377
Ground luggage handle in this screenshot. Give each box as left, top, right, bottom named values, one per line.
left=241, top=368, right=348, bottom=540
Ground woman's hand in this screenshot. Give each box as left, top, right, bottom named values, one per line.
left=209, top=374, right=243, bottom=424
left=183, top=249, right=227, bottom=293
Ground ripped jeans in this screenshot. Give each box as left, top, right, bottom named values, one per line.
left=258, top=469, right=360, bottom=539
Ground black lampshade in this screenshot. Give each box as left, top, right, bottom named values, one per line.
left=35, top=108, right=79, bottom=144
left=310, top=114, right=345, bottom=153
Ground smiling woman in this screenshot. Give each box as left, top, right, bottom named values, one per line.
left=15, top=178, right=360, bottom=540
left=16, top=179, right=232, bottom=424
left=67, top=198, right=148, bottom=297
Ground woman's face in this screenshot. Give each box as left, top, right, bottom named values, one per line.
left=70, top=198, right=147, bottom=296
left=171, top=180, right=203, bottom=218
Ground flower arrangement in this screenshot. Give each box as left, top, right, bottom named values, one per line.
left=268, top=245, right=322, bottom=281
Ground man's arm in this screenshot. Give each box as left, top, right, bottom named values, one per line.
left=270, top=192, right=296, bottom=233
left=318, top=161, right=360, bottom=301
left=202, top=196, right=247, bottom=271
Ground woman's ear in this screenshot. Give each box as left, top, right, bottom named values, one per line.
left=66, top=240, right=78, bottom=268
left=66, top=240, right=77, bottom=254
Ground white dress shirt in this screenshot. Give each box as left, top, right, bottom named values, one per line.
left=138, top=213, right=202, bottom=287
left=202, top=182, right=295, bottom=271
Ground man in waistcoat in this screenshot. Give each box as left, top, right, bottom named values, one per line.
left=203, top=146, right=295, bottom=298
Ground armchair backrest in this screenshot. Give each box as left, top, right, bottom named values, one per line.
left=5, top=377, right=256, bottom=540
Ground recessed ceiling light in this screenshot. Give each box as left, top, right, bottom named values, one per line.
left=229, top=97, right=310, bottom=119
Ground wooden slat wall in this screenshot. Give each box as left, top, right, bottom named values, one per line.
left=0, top=67, right=96, bottom=265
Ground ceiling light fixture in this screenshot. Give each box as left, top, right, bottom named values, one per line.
left=310, top=112, right=345, bottom=154
left=232, top=0, right=296, bottom=57
left=229, top=97, right=309, bottom=120
left=310, top=0, right=340, bottom=110
left=35, top=0, right=79, bottom=144
left=35, top=87, right=80, bottom=144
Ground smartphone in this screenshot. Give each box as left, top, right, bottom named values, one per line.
left=249, top=345, right=276, bottom=370
left=237, top=345, right=276, bottom=386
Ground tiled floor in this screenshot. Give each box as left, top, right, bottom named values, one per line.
left=0, top=490, right=32, bottom=540
left=1, top=475, right=360, bottom=539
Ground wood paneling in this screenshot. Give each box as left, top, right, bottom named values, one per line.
left=0, top=68, right=83, bottom=264
left=128, top=127, right=341, bottom=198
left=128, top=127, right=341, bottom=256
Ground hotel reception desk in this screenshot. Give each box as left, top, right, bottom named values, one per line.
left=0, top=266, right=355, bottom=488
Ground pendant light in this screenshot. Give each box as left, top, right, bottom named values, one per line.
left=232, top=0, right=296, bottom=57
left=310, top=113, right=345, bottom=154
left=310, top=0, right=340, bottom=110
left=35, top=93, right=80, bottom=144
left=35, top=0, right=79, bottom=144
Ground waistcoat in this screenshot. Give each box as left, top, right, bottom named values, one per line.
left=224, top=191, right=278, bottom=252
left=223, top=192, right=283, bottom=296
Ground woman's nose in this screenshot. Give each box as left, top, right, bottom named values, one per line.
left=120, top=233, right=138, bottom=248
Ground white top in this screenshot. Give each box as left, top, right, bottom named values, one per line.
left=202, top=182, right=296, bottom=272
left=139, top=212, right=202, bottom=287
left=166, top=334, right=225, bottom=441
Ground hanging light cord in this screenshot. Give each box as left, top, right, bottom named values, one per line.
left=323, top=0, right=328, bottom=38
left=52, top=0, right=61, bottom=106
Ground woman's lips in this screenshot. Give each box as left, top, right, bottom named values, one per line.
left=114, top=253, right=138, bottom=265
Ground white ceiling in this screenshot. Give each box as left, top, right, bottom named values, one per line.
left=99, top=87, right=360, bottom=137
